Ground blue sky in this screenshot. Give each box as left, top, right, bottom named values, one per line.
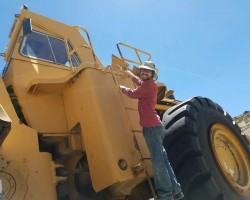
left=1, top=0, right=250, bottom=117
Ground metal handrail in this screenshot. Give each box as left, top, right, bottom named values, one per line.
left=116, top=42, right=152, bottom=65
left=64, top=26, right=97, bottom=72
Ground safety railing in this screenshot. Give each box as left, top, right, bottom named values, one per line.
left=116, top=42, right=152, bottom=66
left=64, top=26, right=97, bottom=72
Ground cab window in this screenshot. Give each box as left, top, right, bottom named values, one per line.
left=20, top=31, right=80, bottom=67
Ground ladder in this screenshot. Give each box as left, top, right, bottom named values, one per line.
left=110, top=66, right=156, bottom=199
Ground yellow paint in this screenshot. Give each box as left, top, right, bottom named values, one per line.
left=1, top=7, right=177, bottom=199
left=211, top=123, right=250, bottom=196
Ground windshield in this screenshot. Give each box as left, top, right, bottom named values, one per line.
left=20, top=31, right=80, bottom=67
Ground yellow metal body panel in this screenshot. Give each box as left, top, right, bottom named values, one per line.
left=2, top=8, right=154, bottom=195
left=63, top=68, right=152, bottom=191
left=4, top=59, right=70, bottom=133
left=0, top=78, right=57, bottom=199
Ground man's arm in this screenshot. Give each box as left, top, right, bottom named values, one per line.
left=124, top=70, right=141, bottom=86
left=119, top=84, right=148, bottom=99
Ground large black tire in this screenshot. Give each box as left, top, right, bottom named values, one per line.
left=162, top=97, right=250, bottom=200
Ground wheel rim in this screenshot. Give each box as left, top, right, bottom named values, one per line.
left=210, top=123, right=250, bottom=196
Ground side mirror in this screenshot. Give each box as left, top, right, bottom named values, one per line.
left=23, top=18, right=32, bottom=36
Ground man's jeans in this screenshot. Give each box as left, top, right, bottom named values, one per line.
left=143, top=126, right=181, bottom=200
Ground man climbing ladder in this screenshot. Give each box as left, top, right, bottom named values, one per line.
left=119, top=61, right=184, bottom=200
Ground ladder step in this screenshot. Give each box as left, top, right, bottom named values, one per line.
left=141, top=157, right=151, bottom=160
left=132, top=130, right=142, bottom=133
left=124, top=107, right=138, bottom=111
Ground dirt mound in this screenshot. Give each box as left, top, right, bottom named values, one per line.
left=234, top=111, right=250, bottom=141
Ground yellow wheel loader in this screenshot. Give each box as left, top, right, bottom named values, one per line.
left=0, top=6, right=249, bottom=200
